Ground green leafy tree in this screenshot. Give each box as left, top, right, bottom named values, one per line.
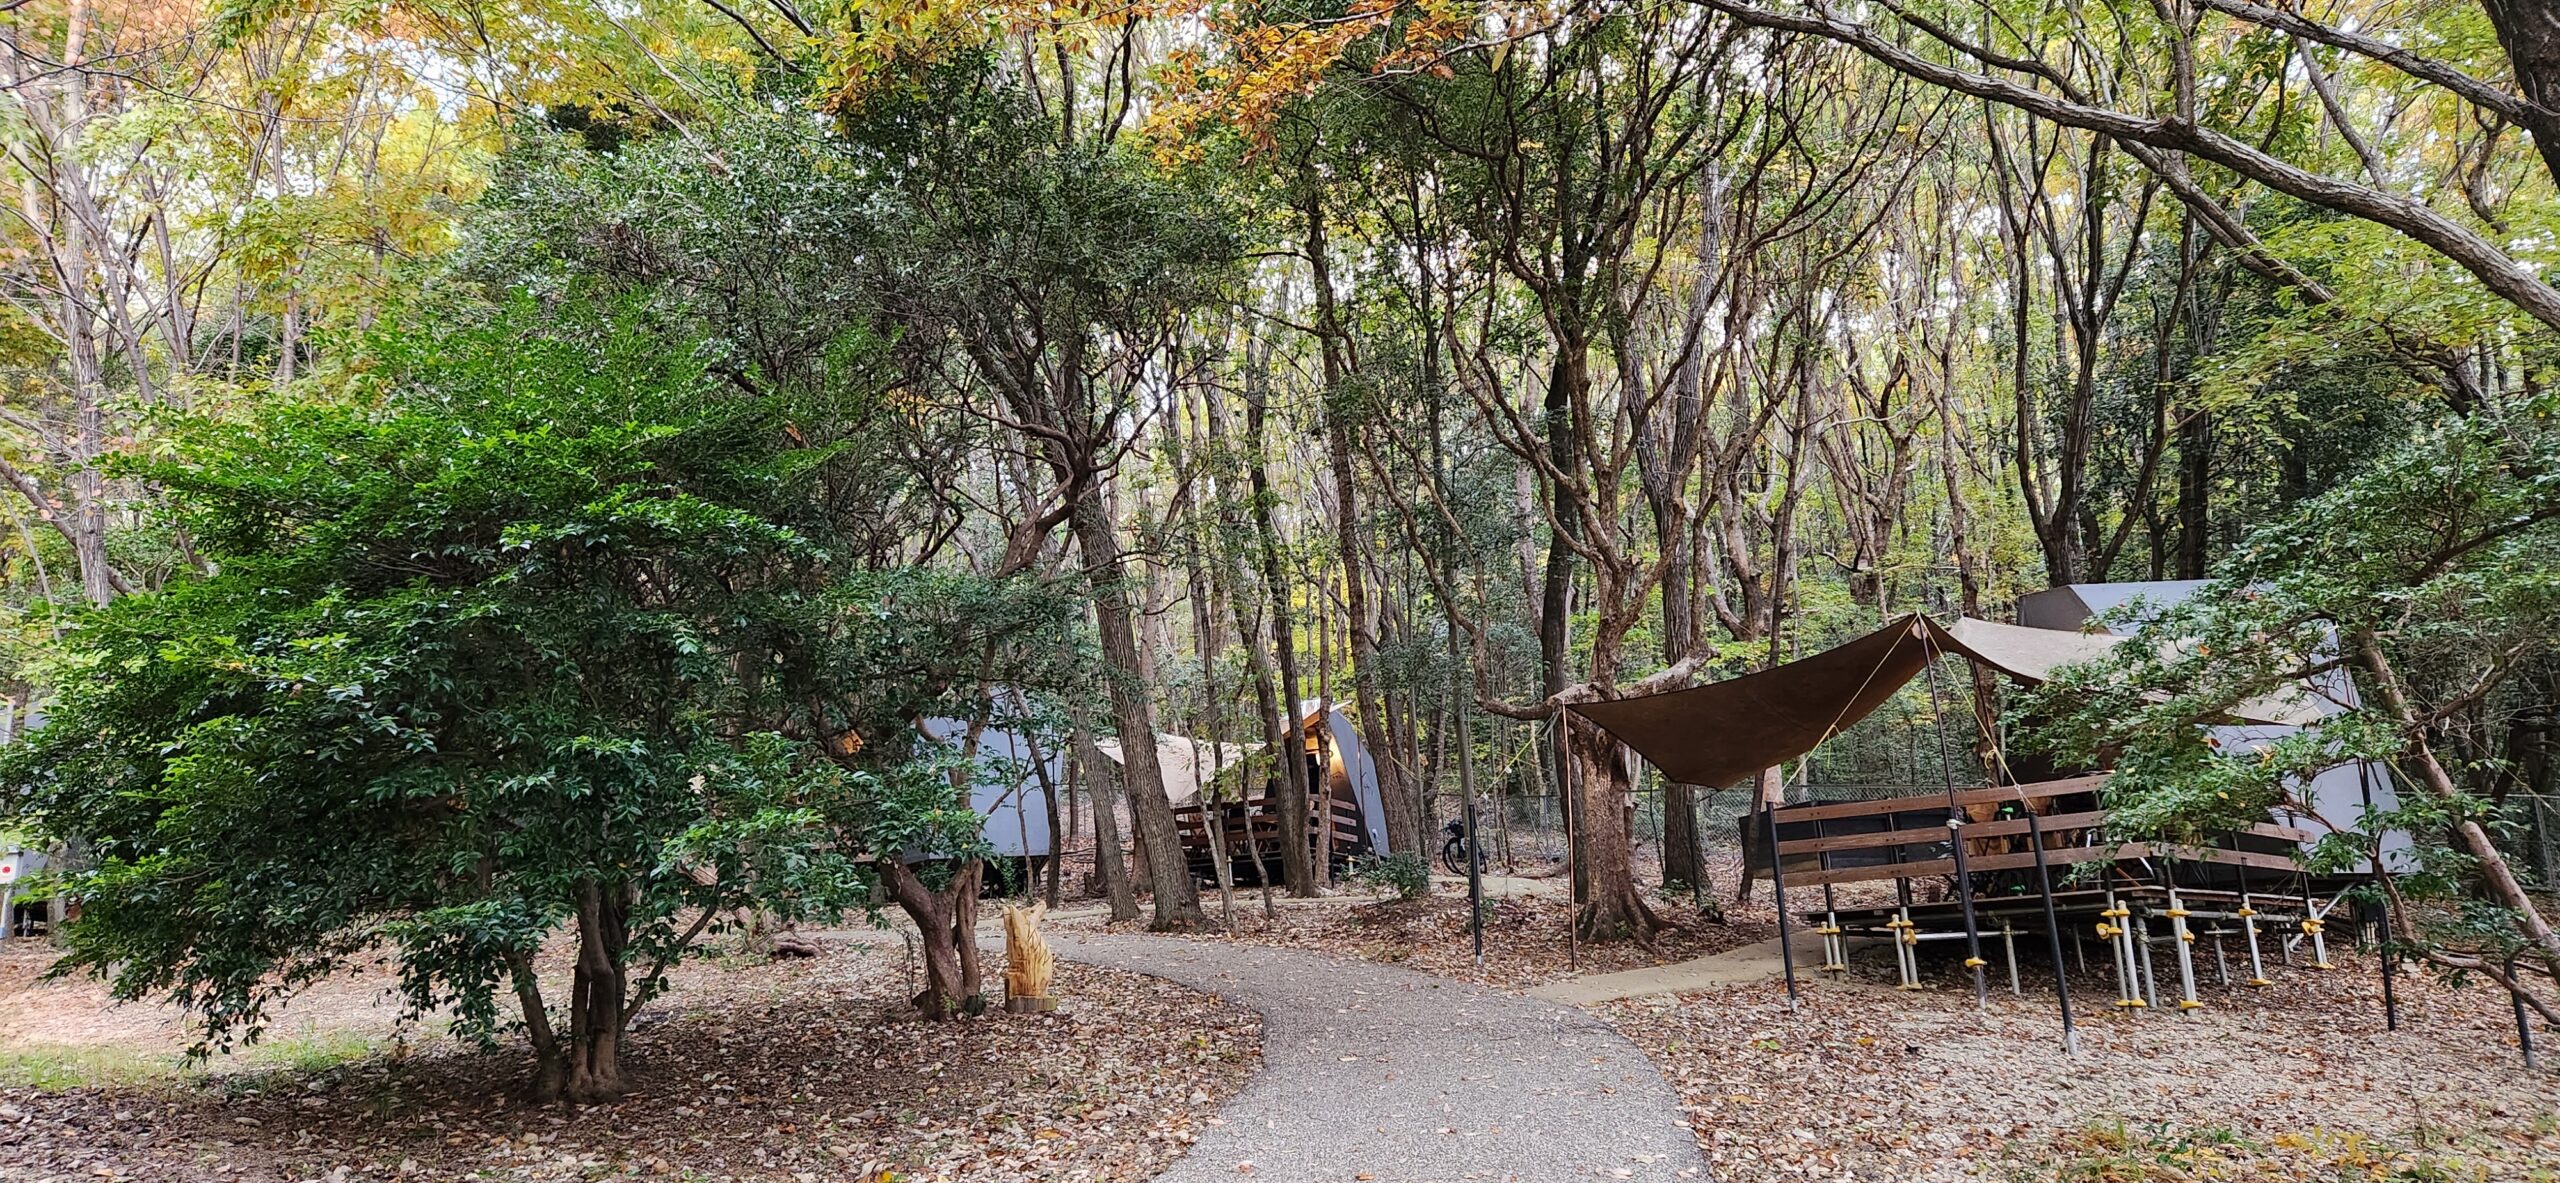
left=2028, top=399, right=2560, bottom=1018
left=0, top=300, right=1045, bottom=1101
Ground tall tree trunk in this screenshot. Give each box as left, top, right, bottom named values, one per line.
left=1070, top=491, right=1206, bottom=928
left=2360, top=635, right=2560, bottom=979
left=2481, top=0, right=2560, bottom=190
left=1302, top=179, right=1416, bottom=857
left=1541, top=345, right=1588, bottom=859
left=2176, top=404, right=2211, bottom=579
left=1568, top=715, right=1661, bottom=942
left=1243, top=347, right=1318, bottom=896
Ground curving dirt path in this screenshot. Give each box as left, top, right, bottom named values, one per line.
left=1050, top=932, right=1711, bottom=1183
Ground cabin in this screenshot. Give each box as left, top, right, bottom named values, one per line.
left=1157, top=700, right=1392, bottom=883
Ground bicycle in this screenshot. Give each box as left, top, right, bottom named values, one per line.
left=1438, top=819, right=1485, bottom=877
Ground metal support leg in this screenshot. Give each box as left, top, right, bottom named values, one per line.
left=1889, top=909, right=1921, bottom=990
left=2304, top=907, right=2334, bottom=971
left=2167, top=888, right=2202, bottom=1013
left=2101, top=893, right=2140, bottom=1009
left=2240, top=895, right=2271, bottom=987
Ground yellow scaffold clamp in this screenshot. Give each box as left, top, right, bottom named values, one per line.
left=2102, top=904, right=2130, bottom=919
left=2176, top=999, right=2206, bottom=1011
left=2245, top=977, right=2273, bottom=987
left=2236, top=905, right=2258, bottom=918
left=2114, top=998, right=2148, bottom=1008
left=1963, top=957, right=1987, bottom=968
left=2164, top=908, right=2191, bottom=918
left=2299, top=917, right=2324, bottom=934
left=2179, top=931, right=2196, bottom=943
left=1816, top=924, right=1842, bottom=936
left=2095, top=922, right=2123, bottom=938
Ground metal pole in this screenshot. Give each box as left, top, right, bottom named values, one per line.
left=1761, top=797, right=1801, bottom=1010
left=2167, top=887, right=2202, bottom=1014
left=1462, top=740, right=1484, bottom=968
left=2025, top=809, right=2078, bottom=1052
left=1688, top=785, right=1706, bottom=914
left=2376, top=889, right=2399, bottom=1031
left=2240, top=893, right=2271, bottom=986
left=2361, top=760, right=2399, bottom=1031
left=1562, top=719, right=1578, bottom=972
left=1918, top=636, right=1990, bottom=1010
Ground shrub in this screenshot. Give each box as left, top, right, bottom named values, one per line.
left=1351, top=852, right=1432, bottom=902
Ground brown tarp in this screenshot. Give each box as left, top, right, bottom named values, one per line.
left=1568, top=613, right=2321, bottom=789
left=1568, top=615, right=1938, bottom=789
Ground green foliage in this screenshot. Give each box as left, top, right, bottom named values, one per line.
left=0, top=297, right=1060, bottom=1063
left=2024, top=398, right=2560, bottom=950
left=1351, top=851, right=1432, bottom=901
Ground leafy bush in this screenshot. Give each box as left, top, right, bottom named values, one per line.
left=1351, top=852, right=1432, bottom=902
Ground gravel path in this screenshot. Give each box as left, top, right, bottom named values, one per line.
left=1050, top=932, right=1710, bottom=1183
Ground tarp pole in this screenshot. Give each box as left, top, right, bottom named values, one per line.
left=1919, top=630, right=1990, bottom=1010
left=2359, top=759, right=2399, bottom=1031
left=1562, top=717, right=1579, bottom=972
left=1760, top=794, right=1801, bottom=1011
left=1458, top=702, right=1484, bottom=968
left=1958, top=618, right=2078, bottom=1052
left=2022, top=807, right=2080, bottom=1054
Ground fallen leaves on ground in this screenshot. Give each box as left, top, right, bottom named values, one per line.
left=1603, top=948, right=2559, bottom=1182
left=0, top=940, right=1260, bottom=1182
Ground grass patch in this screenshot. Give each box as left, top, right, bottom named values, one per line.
left=0, top=1044, right=183, bottom=1090
left=0, top=1027, right=386, bottom=1092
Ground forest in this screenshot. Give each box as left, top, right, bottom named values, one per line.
left=0, top=0, right=2556, bottom=1171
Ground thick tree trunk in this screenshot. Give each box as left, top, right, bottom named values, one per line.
left=1244, top=364, right=1318, bottom=897
left=562, top=880, right=633, bottom=1104
left=1069, top=491, right=1205, bottom=928
left=882, top=856, right=989, bottom=1019
left=1568, top=716, right=1662, bottom=943
left=2482, top=0, right=2560, bottom=190
left=1540, top=347, right=1588, bottom=852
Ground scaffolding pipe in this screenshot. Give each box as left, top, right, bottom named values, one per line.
left=2167, top=887, right=2202, bottom=1013
left=2240, top=894, right=2272, bottom=987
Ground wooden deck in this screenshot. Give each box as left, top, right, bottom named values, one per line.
left=1171, top=789, right=1370, bottom=883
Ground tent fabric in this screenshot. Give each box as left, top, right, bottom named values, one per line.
left=1568, top=613, right=2323, bottom=790
left=1938, top=616, right=2327, bottom=726
left=1568, top=616, right=1939, bottom=789
left=1094, top=735, right=1264, bottom=808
